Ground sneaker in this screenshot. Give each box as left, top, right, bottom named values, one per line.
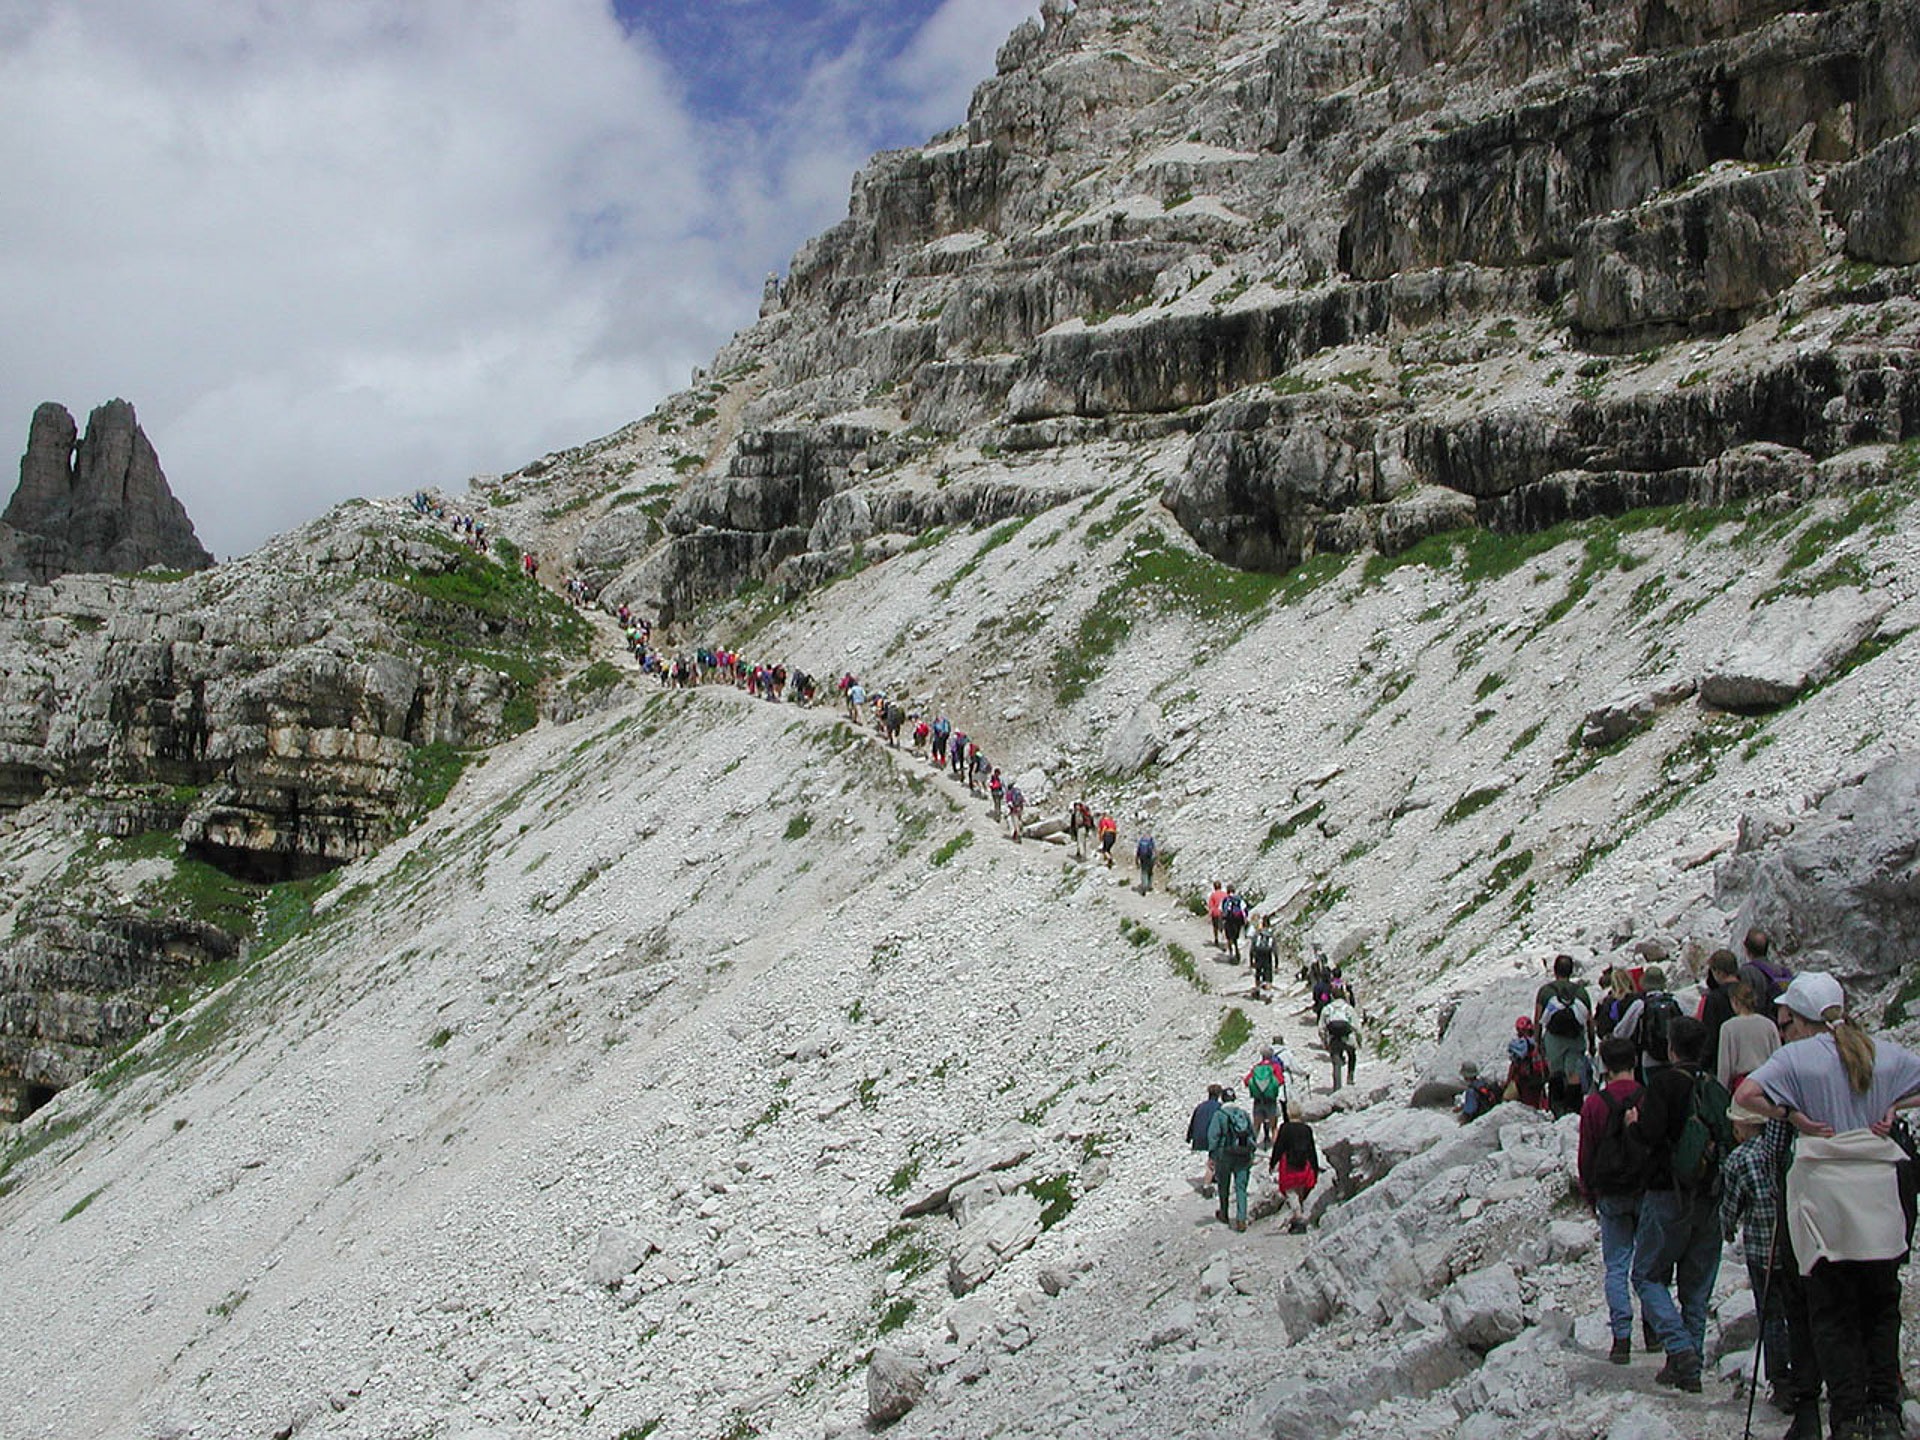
left=1609, top=1337, right=1631, bottom=1366
left=1654, top=1351, right=1702, bottom=1393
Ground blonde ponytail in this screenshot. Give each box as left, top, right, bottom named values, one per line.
left=1826, top=1005, right=1877, bottom=1094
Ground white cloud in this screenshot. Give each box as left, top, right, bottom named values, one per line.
left=0, top=0, right=1038, bottom=557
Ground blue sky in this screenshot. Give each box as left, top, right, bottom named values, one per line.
left=0, top=0, right=1037, bottom=556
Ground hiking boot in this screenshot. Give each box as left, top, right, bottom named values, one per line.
left=1831, top=1418, right=1874, bottom=1440
left=1780, top=1403, right=1824, bottom=1440
left=1654, top=1351, right=1702, bottom=1393
left=1608, top=1336, right=1631, bottom=1366
left=1233, top=1219, right=1247, bottom=1233
left=1867, top=1405, right=1903, bottom=1440
left=1288, top=1219, right=1307, bottom=1235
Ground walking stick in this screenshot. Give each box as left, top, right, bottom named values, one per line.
left=1742, top=1194, right=1785, bottom=1440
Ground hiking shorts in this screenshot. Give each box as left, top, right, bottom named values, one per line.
left=1252, top=1098, right=1279, bottom=1121
left=1542, top=1031, right=1584, bottom=1081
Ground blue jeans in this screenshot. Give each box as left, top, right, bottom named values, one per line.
left=1596, top=1193, right=1640, bottom=1340
left=1633, top=1188, right=1722, bottom=1358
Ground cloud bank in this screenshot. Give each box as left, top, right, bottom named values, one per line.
left=0, top=0, right=1036, bottom=556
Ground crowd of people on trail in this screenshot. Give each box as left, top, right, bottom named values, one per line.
left=411, top=492, right=492, bottom=553
left=1453, top=927, right=1920, bottom=1440
left=1186, top=1046, right=1323, bottom=1234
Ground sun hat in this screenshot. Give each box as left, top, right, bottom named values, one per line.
left=1780, top=972, right=1845, bottom=1023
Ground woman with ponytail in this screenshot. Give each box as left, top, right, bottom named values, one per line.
left=1736, top=973, right=1920, bottom=1440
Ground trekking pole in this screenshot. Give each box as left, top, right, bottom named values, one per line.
left=1742, top=1206, right=1784, bottom=1440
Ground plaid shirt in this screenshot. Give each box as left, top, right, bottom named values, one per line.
left=1719, top=1120, right=1792, bottom=1271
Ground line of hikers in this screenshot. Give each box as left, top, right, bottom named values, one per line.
left=1186, top=1049, right=1322, bottom=1233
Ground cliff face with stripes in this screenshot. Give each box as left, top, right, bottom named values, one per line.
left=2, top=1, right=1920, bottom=1437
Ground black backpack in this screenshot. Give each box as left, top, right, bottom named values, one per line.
left=1639, top=992, right=1682, bottom=1064
left=1588, top=1086, right=1648, bottom=1194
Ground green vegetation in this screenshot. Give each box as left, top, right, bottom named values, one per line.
left=877, top=1297, right=917, bottom=1334
left=930, top=830, right=974, bottom=866
left=1119, top=918, right=1155, bottom=947
left=1210, top=1007, right=1254, bottom=1061
left=1022, top=1172, right=1076, bottom=1229
left=1167, top=941, right=1204, bottom=990
left=566, top=660, right=625, bottom=699
left=784, top=813, right=813, bottom=840
left=404, top=742, right=469, bottom=825
left=1441, top=784, right=1507, bottom=825
left=1261, top=800, right=1324, bottom=850
left=60, top=1186, right=104, bottom=1222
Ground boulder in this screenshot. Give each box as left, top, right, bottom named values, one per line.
left=1412, top=974, right=1543, bottom=1106
left=1438, top=1261, right=1525, bottom=1352
left=947, top=1192, right=1042, bottom=1296
left=586, top=1226, right=658, bottom=1288
left=1581, top=677, right=1697, bottom=748
left=1100, top=702, right=1164, bottom=776
left=1714, top=754, right=1920, bottom=992
left=1698, top=590, right=1891, bottom=711
left=865, top=1346, right=926, bottom=1424
left=900, top=1127, right=1036, bottom=1218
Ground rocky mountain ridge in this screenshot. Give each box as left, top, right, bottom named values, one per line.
left=1, top=0, right=1919, bottom=1436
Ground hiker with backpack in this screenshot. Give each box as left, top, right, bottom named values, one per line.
left=1534, top=953, right=1595, bottom=1116
left=1457, top=1060, right=1504, bottom=1123
left=1319, top=989, right=1359, bottom=1092
left=1578, top=1036, right=1649, bottom=1365
left=1248, top=915, right=1277, bottom=999
left=1005, top=784, right=1026, bottom=841
left=1735, top=973, right=1920, bottom=1440
left=1135, top=830, right=1156, bottom=893
left=1505, top=1016, right=1551, bottom=1111
left=1245, top=1046, right=1286, bottom=1149
left=1738, top=927, right=1792, bottom=1013
left=1697, top=949, right=1741, bottom=1067
left=1220, top=885, right=1248, bottom=963
left=1614, top=964, right=1684, bottom=1082
left=1096, top=812, right=1117, bottom=868
left=1207, top=881, right=1226, bottom=948
left=1270, top=1105, right=1320, bottom=1233
left=1068, top=800, right=1095, bottom=858
left=1186, top=1083, right=1224, bottom=1198
left=1206, top=1087, right=1257, bottom=1231
left=1623, top=1014, right=1732, bottom=1394
left=1596, top=964, right=1640, bottom=1041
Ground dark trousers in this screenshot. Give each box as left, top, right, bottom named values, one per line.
left=1804, top=1258, right=1903, bottom=1426
left=1774, top=1203, right=1824, bottom=1414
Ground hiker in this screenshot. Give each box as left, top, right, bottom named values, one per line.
left=1270, top=1105, right=1320, bottom=1233
left=1207, top=881, right=1226, bottom=948
left=1720, top=1097, right=1791, bottom=1414
left=1245, top=1046, right=1286, bottom=1149
left=1697, top=948, right=1741, bottom=1067
left=1186, top=1083, right=1224, bottom=1198
left=846, top=679, right=866, bottom=721
left=1716, top=979, right=1780, bottom=1094
left=1596, top=964, right=1640, bottom=1041
left=1096, top=812, right=1117, bottom=868
left=1535, top=953, right=1595, bottom=1115
left=1614, top=964, right=1682, bottom=1081
left=1505, top=1017, right=1551, bottom=1111
left=1457, top=1060, right=1503, bottom=1123
left=1135, top=830, right=1156, bottom=892
left=968, top=746, right=987, bottom=796
left=1248, top=914, right=1277, bottom=998
left=1578, top=1036, right=1648, bottom=1365
left=1738, top=926, right=1792, bottom=1013
left=1624, top=1015, right=1732, bottom=1394
left=1207, top=1087, right=1257, bottom=1231
left=1319, top=989, right=1359, bottom=1091
left=988, top=768, right=1004, bottom=821
left=1736, top=973, right=1920, bottom=1440
left=1220, top=885, right=1248, bottom=963
left=1005, top=784, right=1026, bottom=842
left=1068, top=800, right=1095, bottom=857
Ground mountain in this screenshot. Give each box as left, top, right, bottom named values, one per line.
left=1, top=0, right=1918, bottom=1436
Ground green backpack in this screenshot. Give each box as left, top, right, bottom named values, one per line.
left=1672, top=1071, right=1736, bottom=1192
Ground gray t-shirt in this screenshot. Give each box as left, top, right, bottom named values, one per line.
left=1748, top=1032, right=1920, bottom=1134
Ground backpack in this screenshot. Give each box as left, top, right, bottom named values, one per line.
left=1460, top=1078, right=1504, bottom=1122
left=1541, top=984, right=1589, bottom=1039
left=1250, top=929, right=1275, bottom=962
left=1222, top=893, right=1248, bottom=921
left=1324, top=1016, right=1354, bottom=1043
left=1672, top=1071, right=1736, bottom=1193
left=1249, top=1062, right=1281, bottom=1101
left=1638, top=992, right=1682, bottom=1064
left=1588, top=1086, right=1649, bottom=1193
left=1217, top=1107, right=1255, bottom=1166
left=1743, top=958, right=1793, bottom=1010
left=1136, top=836, right=1156, bottom=862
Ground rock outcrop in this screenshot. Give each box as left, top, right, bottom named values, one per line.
left=2, top=400, right=213, bottom=584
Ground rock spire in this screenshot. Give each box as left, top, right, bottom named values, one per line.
left=1, top=399, right=214, bottom=582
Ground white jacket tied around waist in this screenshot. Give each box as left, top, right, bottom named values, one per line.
left=1785, top=1130, right=1909, bottom=1274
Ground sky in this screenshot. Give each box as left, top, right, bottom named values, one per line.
left=0, top=0, right=1040, bottom=558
